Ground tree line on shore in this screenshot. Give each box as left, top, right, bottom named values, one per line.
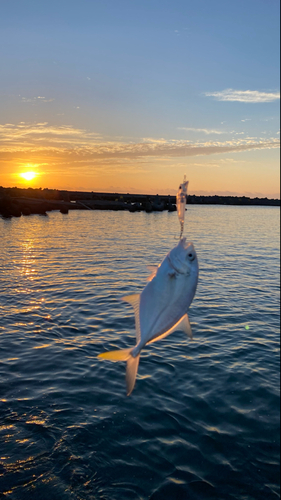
left=0, top=186, right=279, bottom=219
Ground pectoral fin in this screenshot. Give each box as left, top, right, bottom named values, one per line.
left=121, top=293, right=141, bottom=343
left=168, top=271, right=176, bottom=279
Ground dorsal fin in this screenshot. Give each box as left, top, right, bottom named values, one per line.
left=147, top=313, right=193, bottom=345
left=146, top=265, right=158, bottom=281
left=121, top=294, right=141, bottom=343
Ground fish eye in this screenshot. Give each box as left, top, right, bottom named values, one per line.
left=187, top=252, right=195, bottom=261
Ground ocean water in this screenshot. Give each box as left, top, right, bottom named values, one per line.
left=0, top=205, right=280, bottom=500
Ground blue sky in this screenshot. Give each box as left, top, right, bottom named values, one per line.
left=0, top=0, right=280, bottom=196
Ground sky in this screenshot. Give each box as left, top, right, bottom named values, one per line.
left=0, top=0, right=280, bottom=197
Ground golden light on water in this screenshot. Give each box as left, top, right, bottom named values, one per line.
left=20, top=171, right=37, bottom=182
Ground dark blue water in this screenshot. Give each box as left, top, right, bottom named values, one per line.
left=0, top=206, right=280, bottom=499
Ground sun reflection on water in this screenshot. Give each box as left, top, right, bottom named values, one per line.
left=11, top=239, right=48, bottom=319
left=20, top=243, right=37, bottom=281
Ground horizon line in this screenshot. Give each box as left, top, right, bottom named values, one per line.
left=1, top=185, right=280, bottom=201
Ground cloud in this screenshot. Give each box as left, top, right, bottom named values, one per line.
left=20, top=96, right=55, bottom=104
left=178, top=127, right=224, bottom=135
left=0, top=122, right=101, bottom=144
left=0, top=122, right=279, bottom=162
left=205, top=89, right=280, bottom=103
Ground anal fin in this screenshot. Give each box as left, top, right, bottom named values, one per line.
left=176, top=313, right=193, bottom=340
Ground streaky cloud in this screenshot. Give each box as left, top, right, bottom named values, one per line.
left=178, top=127, right=224, bottom=135
left=0, top=122, right=279, bottom=160
left=205, top=89, right=280, bottom=103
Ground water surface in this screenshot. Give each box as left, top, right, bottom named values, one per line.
left=0, top=206, right=280, bottom=499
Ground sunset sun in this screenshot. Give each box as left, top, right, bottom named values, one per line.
left=20, top=171, right=37, bottom=182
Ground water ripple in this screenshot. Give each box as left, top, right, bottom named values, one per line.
left=0, top=207, right=280, bottom=500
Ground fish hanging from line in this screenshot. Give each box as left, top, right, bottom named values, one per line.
left=177, top=175, right=189, bottom=239
left=98, top=237, right=199, bottom=396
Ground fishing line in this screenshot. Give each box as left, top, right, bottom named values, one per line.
left=179, top=221, right=184, bottom=240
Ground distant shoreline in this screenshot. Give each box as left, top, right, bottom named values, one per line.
left=0, top=186, right=279, bottom=218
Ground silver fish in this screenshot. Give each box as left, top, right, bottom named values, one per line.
left=98, top=237, right=199, bottom=395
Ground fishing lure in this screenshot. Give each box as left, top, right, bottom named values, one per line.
left=176, top=175, right=189, bottom=239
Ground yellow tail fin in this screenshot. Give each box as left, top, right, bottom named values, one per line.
left=98, top=347, right=140, bottom=396
left=126, top=353, right=140, bottom=396
left=98, top=348, right=132, bottom=361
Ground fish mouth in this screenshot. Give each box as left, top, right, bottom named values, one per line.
left=181, top=238, right=195, bottom=251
